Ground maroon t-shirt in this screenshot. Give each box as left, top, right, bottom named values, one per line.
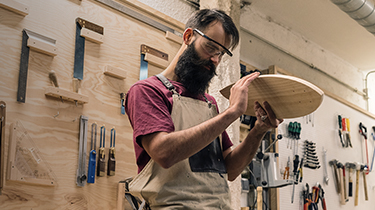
left=125, top=76, right=233, bottom=173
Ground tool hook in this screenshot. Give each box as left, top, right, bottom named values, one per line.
left=91, top=123, right=97, bottom=151
left=110, top=127, right=116, bottom=148
left=100, top=125, right=106, bottom=148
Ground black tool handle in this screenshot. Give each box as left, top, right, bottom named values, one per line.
left=97, top=148, right=106, bottom=177
left=349, top=182, right=353, bottom=197
left=107, top=147, right=116, bottom=176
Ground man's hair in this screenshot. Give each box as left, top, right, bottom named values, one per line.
left=185, top=9, right=239, bottom=50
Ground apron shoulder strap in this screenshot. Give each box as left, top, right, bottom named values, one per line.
left=155, top=74, right=180, bottom=96
left=156, top=74, right=175, bottom=91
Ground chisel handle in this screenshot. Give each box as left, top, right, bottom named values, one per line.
left=87, top=150, right=97, bottom=183
left=97, top=148, right=106, bottom=177
left=107, top=147, right=116, bottom=176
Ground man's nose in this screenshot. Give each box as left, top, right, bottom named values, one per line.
left=210, top=54, right=220, bottom=64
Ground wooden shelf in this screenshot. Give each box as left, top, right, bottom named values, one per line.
left=45, top=87, right=88, bottom=104
left=103, top=65, right=127, bottom=79
left=0, top=0, right=29, bottom=16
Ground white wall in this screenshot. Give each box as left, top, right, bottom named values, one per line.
left=240, top=6, right=367, bottom=110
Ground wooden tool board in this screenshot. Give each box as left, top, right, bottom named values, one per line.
left=0, top=0, right=182, bottom=209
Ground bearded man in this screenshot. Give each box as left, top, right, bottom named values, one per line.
left=125, top=9, right=282, bottom=209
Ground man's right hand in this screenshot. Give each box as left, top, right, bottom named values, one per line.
left=227, top=72, right=260, bottom=118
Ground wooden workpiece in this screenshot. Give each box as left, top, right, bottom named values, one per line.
left=220, top=74, right=324, bottom=119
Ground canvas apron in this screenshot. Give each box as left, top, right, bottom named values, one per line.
left=128, top=75, right=231, bottom=209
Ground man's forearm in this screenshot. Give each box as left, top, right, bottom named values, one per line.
left=224, top=126, right=267, bottom=181
left=142, top=107, right=240, bottom=169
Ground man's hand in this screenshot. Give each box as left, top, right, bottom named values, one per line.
left=228, top=72, right=260, bottom=118
left=254, top=101, right=283, bottom=133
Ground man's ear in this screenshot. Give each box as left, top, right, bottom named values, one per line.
left=183, top=28, right=194, bottom=45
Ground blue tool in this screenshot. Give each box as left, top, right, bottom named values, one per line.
left=87, top=123, right=97, bottom=183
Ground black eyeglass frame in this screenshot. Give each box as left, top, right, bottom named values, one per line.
left=193, top=28, right=233, bottom=57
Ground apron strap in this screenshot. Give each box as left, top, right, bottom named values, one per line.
left=155, top=74, right=178, bottom=94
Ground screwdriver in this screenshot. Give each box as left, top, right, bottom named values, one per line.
left=291, top=154, right=300, bottom=203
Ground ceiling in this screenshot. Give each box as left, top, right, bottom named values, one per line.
left=245, top=0, right=375, bottom=71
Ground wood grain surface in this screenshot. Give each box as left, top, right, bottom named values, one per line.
left=220, top=74, right=324, bottom=119
left=0, top=0, right=181, bottom=209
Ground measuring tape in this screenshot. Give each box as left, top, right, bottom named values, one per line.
left=87, top=123, right=97, bottom=183
left=76, top=115, right=89, bottom=187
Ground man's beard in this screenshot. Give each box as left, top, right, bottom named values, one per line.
left=175, top=41, right=217, bottom=96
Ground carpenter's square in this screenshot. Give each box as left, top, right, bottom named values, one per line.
left=107, top=127, right=116, bottom=176
left=76, top=115, right=88, bottom=187
left=87, top=123, right=97, bottom=183
left=97, top=125, right=106, bottom=177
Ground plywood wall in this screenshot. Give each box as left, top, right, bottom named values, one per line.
left=0, top=0, right=182, bottom=209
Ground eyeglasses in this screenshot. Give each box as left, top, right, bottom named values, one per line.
left=193, top=28, right=233, bottom=57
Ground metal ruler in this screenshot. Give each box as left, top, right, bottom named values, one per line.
left=17, top=29, right=57, bottom=103
left=0, top=101, right=6, bottom=194
left=7, top=121, right=57, bottom=186
left=76, top=115, right=88, bottom=186
left=73, top=18, right=104, bottom=80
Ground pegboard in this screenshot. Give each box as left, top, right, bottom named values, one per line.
left=277, top=95, right=375, bottom=210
